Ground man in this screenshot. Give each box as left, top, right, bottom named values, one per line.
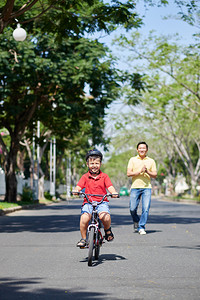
left=127, top=142, right=157, bottom=235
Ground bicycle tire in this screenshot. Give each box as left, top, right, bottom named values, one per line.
left=88, top=227, right=95, bottom=266
left=94, top=231, right=100, bottom=260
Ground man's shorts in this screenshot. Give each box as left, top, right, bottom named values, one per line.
left=81, top=202, right=110, bottom=215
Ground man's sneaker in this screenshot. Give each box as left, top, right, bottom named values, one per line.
left=134, top=222, right=138, bottom=232
left=138, top=229, right=146, bottom=235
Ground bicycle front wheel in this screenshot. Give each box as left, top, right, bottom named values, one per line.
left=88, top=227, right=95, bottom=266
left=94, top=230, right=100, bottom=260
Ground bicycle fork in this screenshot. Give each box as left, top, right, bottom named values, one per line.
left=87, top=223, right=103, bottom=247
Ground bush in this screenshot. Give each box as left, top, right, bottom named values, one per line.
left=20, top=185, right=33, bottom=203
left=44, top=191, right=53, bottom=200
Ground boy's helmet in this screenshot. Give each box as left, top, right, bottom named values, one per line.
left=86, top=148, right=103, bottom=162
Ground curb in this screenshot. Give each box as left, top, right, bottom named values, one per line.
left=0, top=197, right=74, bottom=216
left=0, top=203, right=46, bottom=216
left=154, top=196, right=200, bottom=205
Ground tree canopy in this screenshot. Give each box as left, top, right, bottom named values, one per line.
left=0, top=0, right=142, bottom=35
left=0, top=0, right=143, bottom=202
left=107, top=31, right=200, bottom=193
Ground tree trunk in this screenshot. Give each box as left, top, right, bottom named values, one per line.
left=4, top=152, right=17, bottom=202
left=39, top=175, right=44, bottom=200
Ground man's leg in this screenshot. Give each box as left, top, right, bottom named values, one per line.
left=138, top=188, right=151, bottom=231
left=129, top=188, right=141, bottom=224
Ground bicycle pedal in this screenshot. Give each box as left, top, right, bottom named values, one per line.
left=79, top=244, right=89, bottom=249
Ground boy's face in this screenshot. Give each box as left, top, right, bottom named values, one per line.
left=87, top=157, right=101, bottom=174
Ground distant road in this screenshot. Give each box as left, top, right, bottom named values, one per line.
left=0, top=196, right=199, bottom=300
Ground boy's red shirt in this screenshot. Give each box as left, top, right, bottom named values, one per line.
left=77, top=171, right=113, bottom=204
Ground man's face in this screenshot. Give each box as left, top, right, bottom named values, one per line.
left=137, top=144, right=148, bottom=158
left=87, top=157, right=101, bottom=174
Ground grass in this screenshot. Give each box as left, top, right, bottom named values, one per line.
left=0, top=198, right=59, bottom=210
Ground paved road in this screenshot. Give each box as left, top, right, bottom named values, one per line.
left=0, top=196, right=199, bottom=300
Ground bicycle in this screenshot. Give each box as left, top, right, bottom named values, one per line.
left=75, top=191, right=119, bottom=266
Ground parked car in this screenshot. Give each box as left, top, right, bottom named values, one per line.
left=119, top=186, right=129, bottom=196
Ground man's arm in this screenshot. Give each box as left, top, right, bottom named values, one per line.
left=145, top=168, right=157, bottom=179
left=127, top=166, right=146, bottom=177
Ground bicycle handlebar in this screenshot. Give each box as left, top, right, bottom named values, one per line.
left=72, top=191, right=119, bottom=205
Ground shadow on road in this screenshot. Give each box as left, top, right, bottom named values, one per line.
left=1, top=199, right=200, bottom=234
left=0, top=213, right=80, bottom=233
left=0, top=277, right=119, bottom=300
left=110, top=212, right=200, bottom=228
left=145, top=230, right=162, bottom=234
left=163, top=245, right=200, bottom=250
left=80, top=253, right=127, bottom=267
left=148, top=214, right=200, bottom=225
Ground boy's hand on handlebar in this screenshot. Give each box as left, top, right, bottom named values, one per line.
left=72, top=190, right=79, bottom=195
left=111, top=193, right=119, bottom=198
left=72, top=186, right=82, bottom=195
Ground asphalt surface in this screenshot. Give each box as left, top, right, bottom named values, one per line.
left=0, top=196, right=199, bottom=300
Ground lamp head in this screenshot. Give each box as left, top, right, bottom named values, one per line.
left=13, top=24, right=27, bottom=41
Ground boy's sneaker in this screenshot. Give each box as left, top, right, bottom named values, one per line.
left=138, top=229, right=146, bottom=235
left=134, top=222, right=138, bottom=232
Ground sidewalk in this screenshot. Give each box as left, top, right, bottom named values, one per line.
left=0, top=196, right=65, bottom=216
left=156, top=195, right=200, bottom=205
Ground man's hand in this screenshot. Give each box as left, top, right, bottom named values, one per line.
left=141, top=165, right=147, bottom=173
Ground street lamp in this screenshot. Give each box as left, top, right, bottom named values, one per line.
left=13, top=23, right=27, bottom=41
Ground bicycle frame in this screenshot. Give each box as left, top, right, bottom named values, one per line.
left=87, top=201, right=104, bottom=247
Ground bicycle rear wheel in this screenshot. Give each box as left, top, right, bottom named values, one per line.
left=88, top=227, right=94, bottom=266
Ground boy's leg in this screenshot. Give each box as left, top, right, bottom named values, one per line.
left=98, top=203, right=113, bottom=241
left=77, top=204, right=92, bottom=246
left=99, top=211, right=111, bottom=230
left=80, top=213, right=91, bottom=239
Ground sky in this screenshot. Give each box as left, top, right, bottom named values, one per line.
left=105, top=0, right=197, bottom=108
left=136, top=0, right=197, bottom=41
left=95, top=0, right=197, bottom=48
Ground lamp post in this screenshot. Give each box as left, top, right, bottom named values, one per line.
left=50, top=138, right=56, bottom=197
left=32, top=121, right=40, bottom=202
left=66, top=154, right=71, bottom=199
left=13, top=23, right=27, bottom=41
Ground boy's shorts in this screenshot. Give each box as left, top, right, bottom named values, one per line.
left=81, top=202, right=110, bottom=215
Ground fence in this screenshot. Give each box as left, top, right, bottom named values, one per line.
left=0, top=168, right=67, bottom=196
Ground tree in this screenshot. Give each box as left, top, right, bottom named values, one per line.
left=0, top=1, right=143, bottom=202
left=111, top=32, right=200, bottom=193
left=0, top=0, right=142, bottom=34
left=0, top=28, right=118, bottom=201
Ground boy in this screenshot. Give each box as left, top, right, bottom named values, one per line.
left=73, top=148, right=118, bottom=247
